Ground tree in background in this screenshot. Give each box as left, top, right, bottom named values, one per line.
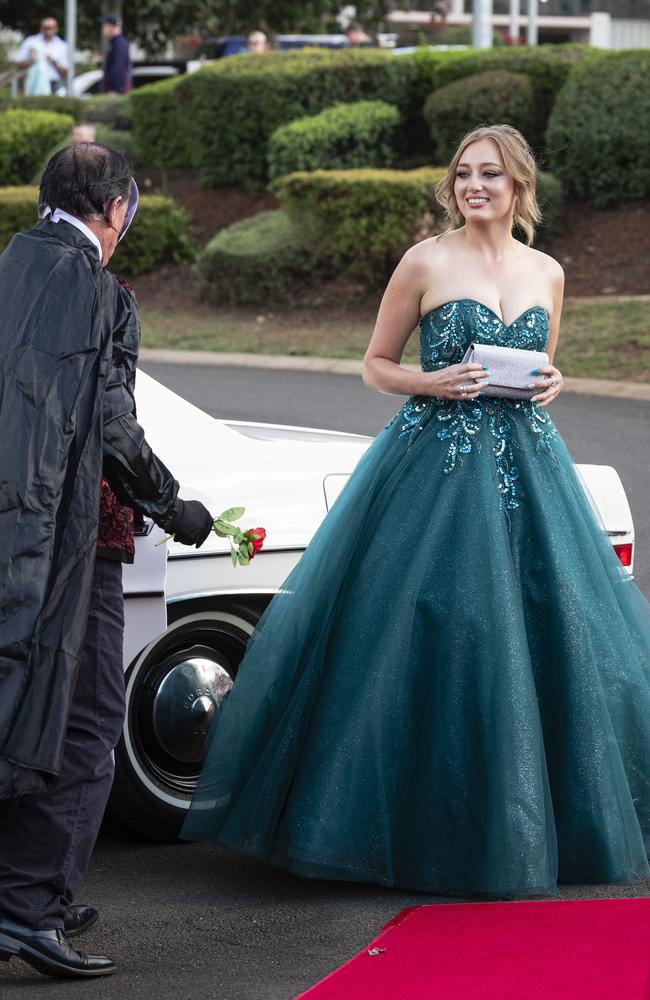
left=0, top=1, right=393, bottom=57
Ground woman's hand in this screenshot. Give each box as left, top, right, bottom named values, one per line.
left=420, top=363, right=489, bottom=401
left=529, top=364, right=563, bottom=408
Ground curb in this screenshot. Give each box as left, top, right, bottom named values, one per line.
left=140, top=348, right=650, bottom=402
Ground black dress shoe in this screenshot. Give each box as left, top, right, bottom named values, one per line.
left=0, top=915, right=115, bottom=978
left=64, top=904, right=99, bottom=938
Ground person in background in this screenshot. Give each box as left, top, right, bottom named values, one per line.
left=16, top=17, right=68, bottom=94
left=99, top=14, right=131, bottom=94
left=345, top=21, right=372, bottom=47
left=247, top=30, right=269, bottom=54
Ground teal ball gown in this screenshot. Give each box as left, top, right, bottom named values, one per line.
left=182, top=299, right=650, bottom=898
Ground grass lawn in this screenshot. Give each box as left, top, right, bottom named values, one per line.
left=140, top=296, right=650, bottom=383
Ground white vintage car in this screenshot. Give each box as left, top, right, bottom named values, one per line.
left=110, top=372, right=636, bottom=841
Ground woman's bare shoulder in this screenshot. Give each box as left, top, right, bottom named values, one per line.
left=524, top=244, right=565, bottom=284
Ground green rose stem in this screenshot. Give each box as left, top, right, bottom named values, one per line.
left=156, top=507, right=264, bottom=568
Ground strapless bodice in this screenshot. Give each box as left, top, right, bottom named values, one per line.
left=419, top=299, right=549, bottom=372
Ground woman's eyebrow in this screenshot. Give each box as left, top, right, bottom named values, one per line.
left=458, top=161, right=502, bottom=168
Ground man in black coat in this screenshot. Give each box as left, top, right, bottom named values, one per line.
left=0, top=143, right=213, bottom=978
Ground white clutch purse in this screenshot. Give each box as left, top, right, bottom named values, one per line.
left=460, top=342, right=549, bottom=401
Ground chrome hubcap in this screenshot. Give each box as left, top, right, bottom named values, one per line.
left=152, top=656, right=233, bottom=764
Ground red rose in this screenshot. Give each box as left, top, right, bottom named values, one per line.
left=248, top=527, right=266, bottom=555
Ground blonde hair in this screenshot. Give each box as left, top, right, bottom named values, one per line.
left=435, top=124, right=540, bottom=246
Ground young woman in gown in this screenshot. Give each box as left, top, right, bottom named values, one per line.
left=183, top=124, right=650, bottom=898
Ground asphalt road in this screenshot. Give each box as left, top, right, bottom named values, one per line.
left=3, top=364, right=650, bottom=999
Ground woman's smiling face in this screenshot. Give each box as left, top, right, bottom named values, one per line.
left=453, top=138, right=515, bottom=226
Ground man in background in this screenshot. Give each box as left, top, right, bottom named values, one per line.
left=247, top=30, right=269, bottom=54
left=100, top=14, right=131, bottom=93
left=15, top=16, right=68, bottom=94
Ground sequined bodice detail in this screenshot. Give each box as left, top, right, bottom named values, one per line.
left=397, top=299, right=557, bottom=514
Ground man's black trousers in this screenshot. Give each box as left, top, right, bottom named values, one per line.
left=0, top=557, right=125, bottom=929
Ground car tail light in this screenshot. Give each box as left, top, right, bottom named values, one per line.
left=614, top=543, right=633, bottom=567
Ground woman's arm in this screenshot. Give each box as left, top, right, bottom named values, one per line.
left=530, top=259, right=565, bottom=407
left=363, top=245, right=488, bottom=401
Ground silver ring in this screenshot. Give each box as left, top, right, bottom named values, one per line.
left=459, top=384, right=467, bottom=396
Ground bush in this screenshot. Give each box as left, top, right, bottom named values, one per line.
left=275, top=167, right=445, bottom=283
left=268, top=101, right=400, bottom=181
left=411, top=44, right=590, bottom=150
left=0, top=186, right=39, bottom=249
left=424, top=71, right=537, bottom=163
left=0, top=109, right=74, bottom=185
left=545, top=50, right=650, bottom=207
left=83, top=95, right=132, bottom=130
left=132, top=49, right=417, bottom=187
left=0, top=187, right=195, bottom=275
left=93, top=125, right=139, bottom=166
left=197, top=209, right=314, bottom=304
left=0, top=94, right=84, bottom=120
left=534, top=171, right=563, bottom=240
left=129, top=75, right=192, bottom=169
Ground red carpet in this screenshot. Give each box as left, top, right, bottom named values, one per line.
left=298, top=898, right=650, bottom=999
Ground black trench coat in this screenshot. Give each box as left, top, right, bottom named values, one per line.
left=0, top=220, right=179, bottom=799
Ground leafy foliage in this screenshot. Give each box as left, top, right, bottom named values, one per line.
left=197, top=209, right=314, bottom=304
left=131, top=49, right=417, bottom=187
left=275, top=167, right=445, bottom=283
left=0, top=95, right=84, bottom=120
left=83, top=95, right=133, bottom=131
left=268, top=101, right=400, bottom=181
left=424, top=71, right=537, bottom=164
left=545, top=50, right=650, bottom=207
left=412, top=44, right=590, bottom=152
left=0, top=187, right=195, bottom=275
left=0, top=109, right=74, bottom=185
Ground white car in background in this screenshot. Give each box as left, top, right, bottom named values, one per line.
left=109, top=372, right=636, bottom=841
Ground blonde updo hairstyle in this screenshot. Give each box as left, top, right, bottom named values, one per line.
left=435, top=124, right=541, bottom=246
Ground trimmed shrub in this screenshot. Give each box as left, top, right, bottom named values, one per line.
left=0, top=94, right=84, bottom=120
left=132, top=49, right=417, bottom=187
left=93, top=125, right=139, bottom=166
left=0, top=186, right=39, bottom=249
left=111, top=195, right=195, bottom=275
left=411, top=44, right=590, bottom=150
left=275, top=167, right=445, bottom=283
left=84, top=95, right=133, bottom=131
left=0, top=187, right=195, bottom=275
left=424, top=71, right=537, bottom=164
left=197, top=209, right=314, bottom=304
left=129, top=75, right=192, bottom=169
left=534, top=171, right=563, bottom=240
left=0, top=109, right=74, bottom=185
left=545, top=50, right=650, bottom=207
left=268, top=101, right=400, bottom=181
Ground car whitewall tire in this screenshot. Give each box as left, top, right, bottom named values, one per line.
left=108, top=606, right=258, bottom=841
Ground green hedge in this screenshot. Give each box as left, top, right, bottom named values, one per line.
left=424, top=71, right=537, bottom=164
left=0, top=94, right=84, bottom=120
left=546, top=50, right=650, bottom=207
left=0, top=109, right=74, bottom=185
left=275, top=167, right=445, bottom=283
left=93, top=125, right=139, bottom=166
left=83, top=95, right=133, bottom=130
left=132, top=49, right=417, bottom=187
left=129, top=75, right=192, bottom=169
left=411, top=44, right=590, bottom=149
left=534, top=171, right=563, bottom=239
left=0, top=186, right=39, bottom=248
left=0, top=187, right=195, bottom=275
left=197, top=209, right=314, bottom=304
left=268, top=100, right=400, bottom=181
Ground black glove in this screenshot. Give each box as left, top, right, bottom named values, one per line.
left=169, top=499, right=214, bottom=548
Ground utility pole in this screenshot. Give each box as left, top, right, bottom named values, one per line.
left=65, top=0, right=77, bottom=95
left=472, top=0, right=494, bottom=49
left=527, top=0, right=539, bottom=44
